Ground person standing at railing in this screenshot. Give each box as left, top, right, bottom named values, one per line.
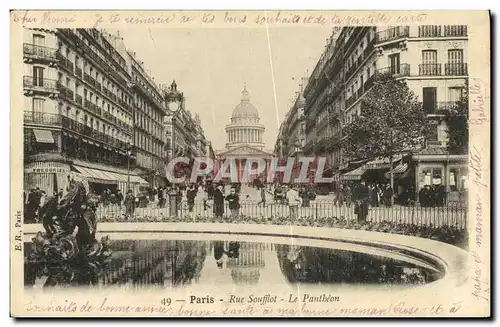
left=116, top=189, right=123, bottom=209
left=257, top=184, right=267, bottom=207
left=213, top=183, right=225, bottom=219
left=124, top=189, right=135, bottom=219
left=186, top=184, right=197, bottom=213
left=354, top=180, right=369, bottom=222
left=225, top=187, right=240, bottom=220
left=286, top=184, right=302, bottom=220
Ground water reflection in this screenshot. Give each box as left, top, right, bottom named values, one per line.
left=24, top=239, right=442, bottom=289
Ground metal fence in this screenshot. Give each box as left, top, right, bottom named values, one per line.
left=94, top=200, right=467, bottom=229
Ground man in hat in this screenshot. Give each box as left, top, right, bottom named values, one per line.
left=213, top=183, right=225, bottom=219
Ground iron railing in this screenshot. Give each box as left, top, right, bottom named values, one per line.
left=444, top=25, right=467, bottom=37
left=24, top=111, right=61, bottom=125
left=376, top=26, right=409, bottom=43
left=376, top=63, right=411, bottom=77
left=85, top=200, right=467, bottom=229
left=419, top=63, right=442, bottom=76
left=445, top=63, right=468, bottom=76
left=23, top=76, right=57, bottom=90
left=23, top=43, right=57, bottom=60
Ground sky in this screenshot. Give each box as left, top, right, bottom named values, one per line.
left=118, top=26, right=333, bottom=150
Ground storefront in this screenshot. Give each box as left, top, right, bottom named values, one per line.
left=413, top=148, right=468, bottom=204
left=72, top=163, right=149, bottom=196
left=24, top=161, right=71, bottom=196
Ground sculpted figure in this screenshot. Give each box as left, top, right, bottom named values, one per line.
left=25, top=180, right=111, bottom=287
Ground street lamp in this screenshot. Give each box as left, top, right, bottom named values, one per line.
left=126, top=142, right=133, bottom=191
left=164, top=80, right=183, bottom=218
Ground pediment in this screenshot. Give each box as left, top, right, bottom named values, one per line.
left=218, top=145, right=272, bottom=157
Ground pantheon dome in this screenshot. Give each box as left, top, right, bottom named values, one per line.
left=225, top=86, right=266, bottom=150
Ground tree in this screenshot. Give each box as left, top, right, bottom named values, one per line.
left=342, top=73, right=430, bottom=199
left=445, top=81, right=469, bottom=154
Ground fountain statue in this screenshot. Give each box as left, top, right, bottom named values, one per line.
left=25, top=180, right=112, bottom=287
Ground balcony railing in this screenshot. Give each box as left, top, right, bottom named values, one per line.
left=56, top=83, right=74, bottom=101
left=444, top=25, right=467, bottom=37
left=419, top=63, right=442, bottom=76
left=56, top=52, right=74, bottom=73
left=376, top=63, right=411, bottom=77
left=75, top=94, right=83, bottom=105
left=376, top=26, right=409, bottom=43
left=23, top=43, right=57, bottom=61
left=61, top=116, right=127, bottom=149
left=423, top=101, right=457, bottom=115
left=75, top=67, right=83, bottom=78
left=23, top=76, right=57, bottom=91
left=24, top=111, right=61, bottom=125
left=418, top=25, right=441, bottom=38
left=445, top=63, right=468, bottom=76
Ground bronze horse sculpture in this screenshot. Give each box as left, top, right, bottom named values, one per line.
left=25, top=180, right=112, bottom=287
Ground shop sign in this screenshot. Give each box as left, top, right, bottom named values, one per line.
left=25, top=167, right=69, bottom=174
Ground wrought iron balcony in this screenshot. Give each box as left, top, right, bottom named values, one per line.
left=376, top=63, right=411, bottom=77
left=376, top=26, right=409, bottom=43
left=75, top=67, right=83, bottom=78
left=419, top=63, right=442, bottom=76
left=445, top=63, right=468, bottom=76
left=55, top=51, right=74, bottom=73
left=75, top=94, right=83, bottom=105
left=423, top=101, right=458, bottom=115
left=56, top=83, right=74, bottom=101
left=444, top=25, right=467, bottom=37
left=24, top=111, right=61, bottom=125
left=23, top=76, right=57, bottom=91
left=23, top=43, right=57, bottom=61
left=418, top=25, right=442, bottom=38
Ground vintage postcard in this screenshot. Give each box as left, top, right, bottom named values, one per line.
left=10, top=10, right=490, bottom=318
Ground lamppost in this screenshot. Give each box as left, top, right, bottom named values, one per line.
left=126, top=142, right=133, bottom=191
left=164, top=80, right=183, bottom=217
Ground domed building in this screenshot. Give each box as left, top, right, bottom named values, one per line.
left=216, top=86, right=273, bottom=183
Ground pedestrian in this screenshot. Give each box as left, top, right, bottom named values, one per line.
left=355, top=180, right=369, bottom=222
left=116, top=189, right=123, bottom=208
left=383, top=183, right=394, bottom=207
left=186, top=184, right=197, bottom=213
left=225, top=187, right=240, bottom=220
left=335, top=184, right=346, bottom=206
left=345, top=184, right=352, bottom=208
left=157, top=186, right=165, bottom=208
left=286, top=184, right=302, bottom=220
left=257, top=184, right=267, bottom=207
left=213, top=183, right=225, bottom=219
left=124, top=189, right=135, bottom=219
left=299, top=186, right=311, bottom=208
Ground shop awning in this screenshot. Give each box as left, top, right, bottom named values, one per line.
left=384, top=162, right=409, bottom=179
left=33, top=129, right=54, bottom=143
left=72, top=165, right=149, bottom=186
left=73, top=166, right=118, bottom=185
left=341, top=166, right=367, bottom=181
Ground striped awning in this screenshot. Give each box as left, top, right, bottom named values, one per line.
left=33, top=129, right=54, bottom=143
left=73, top=165, right=149, bottom=186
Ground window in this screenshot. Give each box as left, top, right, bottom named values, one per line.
left=32, top=98, right=45, bottom=112
left=32, top=34, right=45, bottom=46
left=422, top=50, right=437, bottom=64
left=32, top=66, right=44, bottom=86
left=423, top=87, right=437, bottom=114
left=448, top=87, right=464, bottom=103
left=66, top=77, right=70, bottom=87
left=448, top=49, right=463, bottom=64
left=421, top=50, right=438, bottom=75
left=389, top=53, right=400, bottom=74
